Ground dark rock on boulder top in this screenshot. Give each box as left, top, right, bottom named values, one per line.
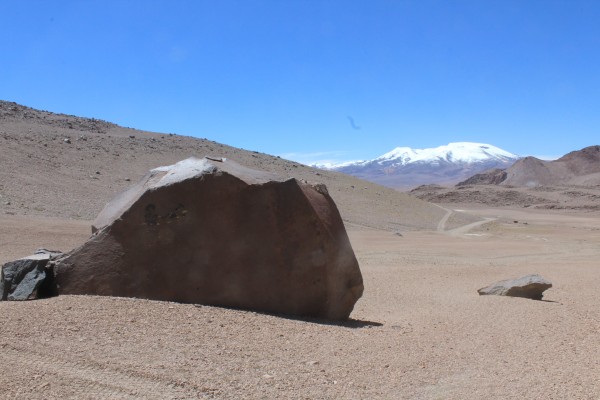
left=1, top=250, right=62, bottom=301
left=54, top=157, right=364, bottom=320
left=477, top=274, right=552, bottom=300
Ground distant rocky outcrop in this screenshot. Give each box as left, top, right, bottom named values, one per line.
left=501, top=156, right=559, bottom=187
left=478, top=274, right=552, bottom=300
left=54, top=157, right=364, bottom=320
left=457, top=168, right=507, bottom=186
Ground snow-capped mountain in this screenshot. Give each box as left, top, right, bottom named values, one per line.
left=318, top=142, right=520, bottom=189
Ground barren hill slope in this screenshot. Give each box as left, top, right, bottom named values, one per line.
left=503, top=146, right=600, bottom=187
left=0, top=100, right=462, bottom=231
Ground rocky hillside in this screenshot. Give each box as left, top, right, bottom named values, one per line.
left=0, top=100, right=463, bottom=231
left=457, top=168, right=508, bottom=186
left=453, top=145, right=600, bottom=188
left=502, top=146, right=600, bottom=187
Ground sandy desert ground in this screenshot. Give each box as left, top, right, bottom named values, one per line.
left=1, top=102, right=600, bottom=398
left=2, top=203, right=600, bottom=399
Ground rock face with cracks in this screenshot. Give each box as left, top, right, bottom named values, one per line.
left=1, top=250, right=62, bottom=301
left=477, top=274, right=552, bottom=300
left=54, top=157, right=364, bottom=320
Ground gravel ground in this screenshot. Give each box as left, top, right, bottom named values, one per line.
left=2, top=101, right=599, bottom=399
left=1, top=209, right=600, bottom=399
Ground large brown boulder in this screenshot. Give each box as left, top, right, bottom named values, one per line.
left=54, top=157, right=363, bottom=320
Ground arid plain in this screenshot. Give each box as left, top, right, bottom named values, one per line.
left=1, top=102, right=599, bottom=399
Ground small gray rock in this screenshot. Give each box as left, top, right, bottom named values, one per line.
left=1, top=250, right=62, bottom=301
left=478, top=274, right=552, bottom=300
left=1, top=258, right=47, bottom=300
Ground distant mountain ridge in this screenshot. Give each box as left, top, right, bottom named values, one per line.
left=317, top=142, right=520, bottom=189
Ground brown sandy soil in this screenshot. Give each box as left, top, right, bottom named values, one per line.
left=2, top=205, right=600, bottom=399
left=2, top=102, right=599, bottom=398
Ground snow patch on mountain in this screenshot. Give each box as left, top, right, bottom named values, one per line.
left=318, top=142, right=518, bottom=169
left=313, top=142, right=520, bottom=189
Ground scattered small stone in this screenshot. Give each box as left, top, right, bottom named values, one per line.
left=129, top=135, right=135, bottom=139
left=393, top=232, right=403, bottom=237
left=95, top=171, right=101, bottom=175
left=63, top=138, right=71, bottom=144
left=478, top=274, right=552, bottom=300
left=125, top=178, right=131, bottom=182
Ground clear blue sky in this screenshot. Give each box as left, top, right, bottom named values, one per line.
left=2, top=1, right=599, bottom=164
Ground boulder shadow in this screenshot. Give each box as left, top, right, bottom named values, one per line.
left=291, top=316, right=383, bottom=329
left=538, top=299, right=561, bottom=304
left=194, top=304, right=382, bottom=329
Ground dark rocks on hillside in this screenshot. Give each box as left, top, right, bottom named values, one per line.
left=1, top=250, right=62, bottom=301
left=0, top=100, right=116, bottom=133
left=477, top=274, right=552, bottom=300
left=54, top=157, right=364, bottom=320
left=457, top=168, right=507, bottom=186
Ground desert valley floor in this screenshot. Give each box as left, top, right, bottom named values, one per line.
left=1, top=102, right=599, bottom=399
left=1, top=204, right=599, bottom=399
